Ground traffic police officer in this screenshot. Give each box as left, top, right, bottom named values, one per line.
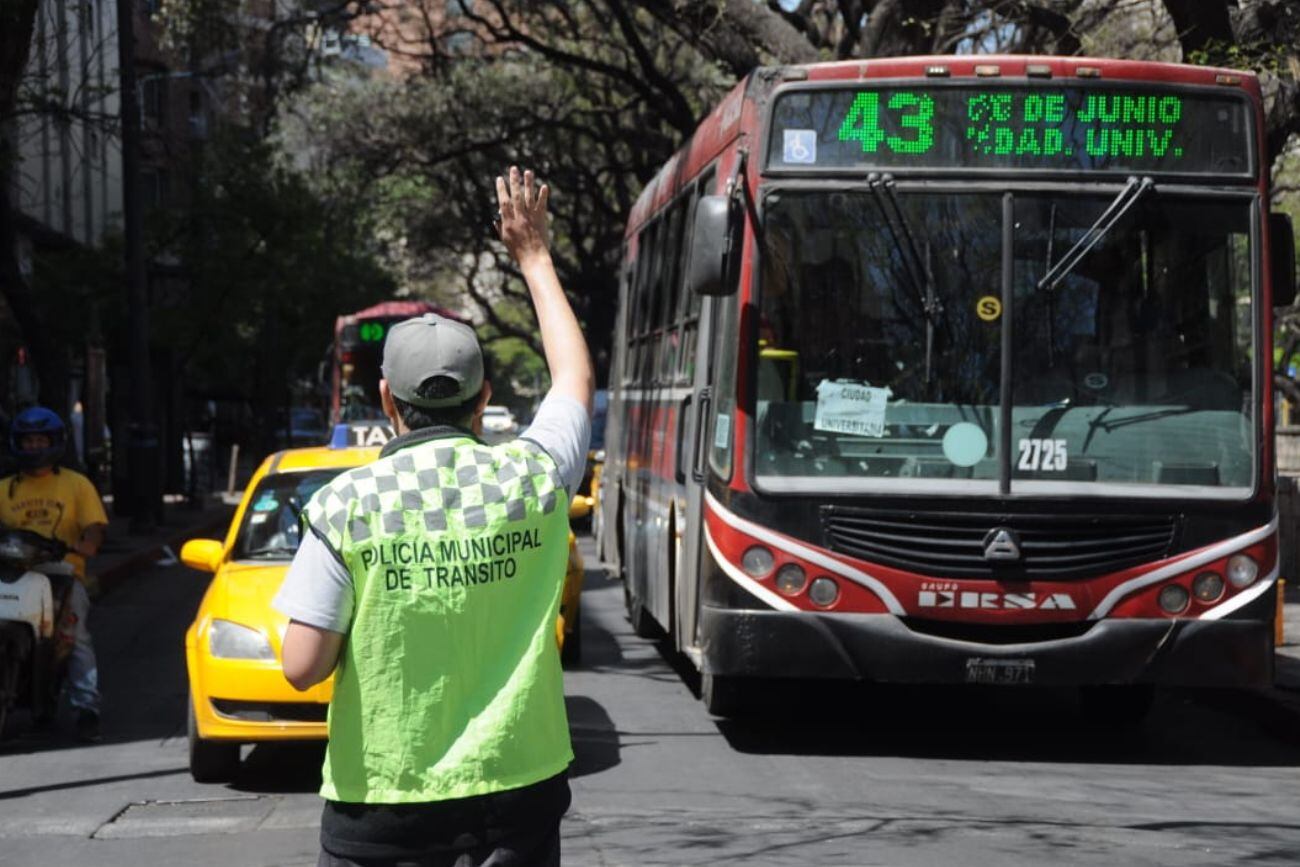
left=275, top=167, right=594, bottom=866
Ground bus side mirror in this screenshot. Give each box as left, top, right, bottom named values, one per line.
left=1271, top=212, right=1296, bottom=308
left=687, top=195, right=739, bottom=297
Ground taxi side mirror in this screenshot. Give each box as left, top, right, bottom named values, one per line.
left=568, top=495, right=593, bottom=520
left=181, top=538, right=224, bottom=573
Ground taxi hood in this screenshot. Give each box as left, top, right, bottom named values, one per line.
left=208, top=560, right=293, bottom=635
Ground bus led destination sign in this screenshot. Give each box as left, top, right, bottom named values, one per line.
left=768, top=86, right=1251, bottom=175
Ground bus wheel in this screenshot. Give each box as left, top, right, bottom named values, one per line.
left=1080, top=684, right=1155, bottom=728
left=701, top=672, right=748, bottom=717
left=623, top=582, right=662, bottom=639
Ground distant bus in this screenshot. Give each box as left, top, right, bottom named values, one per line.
left=598, top=55, right=1296, bottom=718
left=330, top=301, right=464, bottom=426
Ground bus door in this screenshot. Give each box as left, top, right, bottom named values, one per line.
left=675, top=177, right=742, bottom=657
left=675, top=292, right=715, bottom=654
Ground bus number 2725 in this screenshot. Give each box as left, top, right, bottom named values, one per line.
left=1017, top=438, right=1067, bottom=472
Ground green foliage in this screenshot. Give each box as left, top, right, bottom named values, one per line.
left=276, top=5, right=729, bottom=385
left=1186, top=39, right=1292, bottom=75
left=150, top=131, right=394, bottom=406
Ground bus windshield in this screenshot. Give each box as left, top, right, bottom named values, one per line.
left=337, top=318, right=399, bottom=422
left=755, top=188, right=1254, bottom=497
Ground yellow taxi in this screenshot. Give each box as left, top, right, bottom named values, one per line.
left=181, top=427, right=589, bottom=783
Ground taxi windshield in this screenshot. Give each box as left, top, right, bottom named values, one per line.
left=755, top=188, right=1254, bottom=497
left=233, top=469, right=349, bottom=560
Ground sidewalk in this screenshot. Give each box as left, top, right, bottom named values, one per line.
left=88, top=494, right=235, bottom=598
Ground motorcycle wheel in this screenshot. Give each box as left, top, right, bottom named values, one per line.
left=0, top=654, right=18, bottom=738
left=0, top=623, right=33, bottom=740
left=187, top=690, right=241, bottom=783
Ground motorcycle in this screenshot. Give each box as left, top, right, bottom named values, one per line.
left=0, top=528, right=74, bottom=738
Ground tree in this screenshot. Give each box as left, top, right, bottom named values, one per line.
left=149, top=131, right=393, bottom=447
left=283, top=4, right=730, bottom=384
left=1, top=0, right=118, bottom=419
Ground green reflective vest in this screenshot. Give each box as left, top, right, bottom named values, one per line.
left=302, top=431, right=573, bottom=803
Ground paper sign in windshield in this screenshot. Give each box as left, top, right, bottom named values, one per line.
left=814, top=380, right=892, bottom=437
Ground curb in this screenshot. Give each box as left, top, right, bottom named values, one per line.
left=93, top=508, right=234, bottom=598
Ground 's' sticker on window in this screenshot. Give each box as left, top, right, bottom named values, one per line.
left=814, top=380, right=892, bottom=438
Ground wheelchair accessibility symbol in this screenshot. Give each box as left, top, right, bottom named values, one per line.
left=784, top=130, right=816, bottom=164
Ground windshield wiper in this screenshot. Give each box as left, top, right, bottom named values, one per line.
left=1038, top=176, right=1155, bottom=294
left=868, top=173, right=941, bottom=387
left=243, top=545, right=300, bottom=559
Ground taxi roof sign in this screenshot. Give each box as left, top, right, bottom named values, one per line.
left=331, top=421, right=395, bottom=449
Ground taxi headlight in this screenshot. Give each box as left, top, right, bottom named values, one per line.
left=208, top=619, right=276, bottom=660
left=1225, top=554, right=1258, bottom=589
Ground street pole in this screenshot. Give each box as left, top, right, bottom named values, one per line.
left=115, top=0, right=160, bottom=530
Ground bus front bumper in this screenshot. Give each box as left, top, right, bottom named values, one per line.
left=698, top=605, right=1274, bottom=687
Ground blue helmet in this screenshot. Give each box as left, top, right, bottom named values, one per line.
left=10, top=406, right=66, bottom=469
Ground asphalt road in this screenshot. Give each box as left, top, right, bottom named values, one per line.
left=1, top=538, right=1299, bottom=866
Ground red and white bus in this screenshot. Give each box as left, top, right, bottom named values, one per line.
left=597, top=55, right=1296, bottom=717
left=329, top=301, right=463, bottom=427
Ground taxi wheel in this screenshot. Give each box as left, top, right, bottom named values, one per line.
left=187, top=691, right=241, bottom=783
left=560, top=605, right=582, bottom=668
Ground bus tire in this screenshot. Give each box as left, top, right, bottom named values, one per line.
left=624, top=582, right=663, bottom=639
left=701, top=672, right=748, bottom=717
left=1080, top=684, right=1155, bottom=728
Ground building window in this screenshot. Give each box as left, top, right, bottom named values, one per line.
left=141, top=76, right=167, bottom=128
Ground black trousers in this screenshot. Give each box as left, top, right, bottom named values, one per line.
left=315, top=822, right=560, bottom=867
left=317, top=772, right=570, bottom=867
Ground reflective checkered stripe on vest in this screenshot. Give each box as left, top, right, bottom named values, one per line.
left=303, top=435, right=573, bottom=803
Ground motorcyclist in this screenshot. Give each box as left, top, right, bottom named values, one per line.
left=0, top=407, right=109, bottom=741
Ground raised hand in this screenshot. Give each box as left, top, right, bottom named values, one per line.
left=495, top=166, right=550, bottom=265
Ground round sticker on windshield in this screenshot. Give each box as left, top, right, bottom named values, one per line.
left=942, top=422, right=988, bottom=468
left=1083, top=372, right=1109, bottom=390
left=976, top=296, right=1002, bottom=322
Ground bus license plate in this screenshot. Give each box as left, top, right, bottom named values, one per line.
left=965, top=658, right=1035, bottom=685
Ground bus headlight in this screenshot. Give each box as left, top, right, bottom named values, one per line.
left=1225, top=554, right=1258, bottom=589
left=808, top=576, right=840, bottom=608
left=209, top=619, right=276, bottom=660
left=774, top=564, right=807, bottom=595
left=1157, top=584, right=1189, bottom=614
left=1192, top=572, right=1225, bottom=603
left=741, top=546, right=775, bottom=577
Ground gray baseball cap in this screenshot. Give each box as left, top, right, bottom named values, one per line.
left=381, top=313, right=484, bottom=408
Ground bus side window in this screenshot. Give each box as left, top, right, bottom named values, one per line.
left=658, top=200, right=688, bottom=381
left=675, top=169, right=715, bottom=385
